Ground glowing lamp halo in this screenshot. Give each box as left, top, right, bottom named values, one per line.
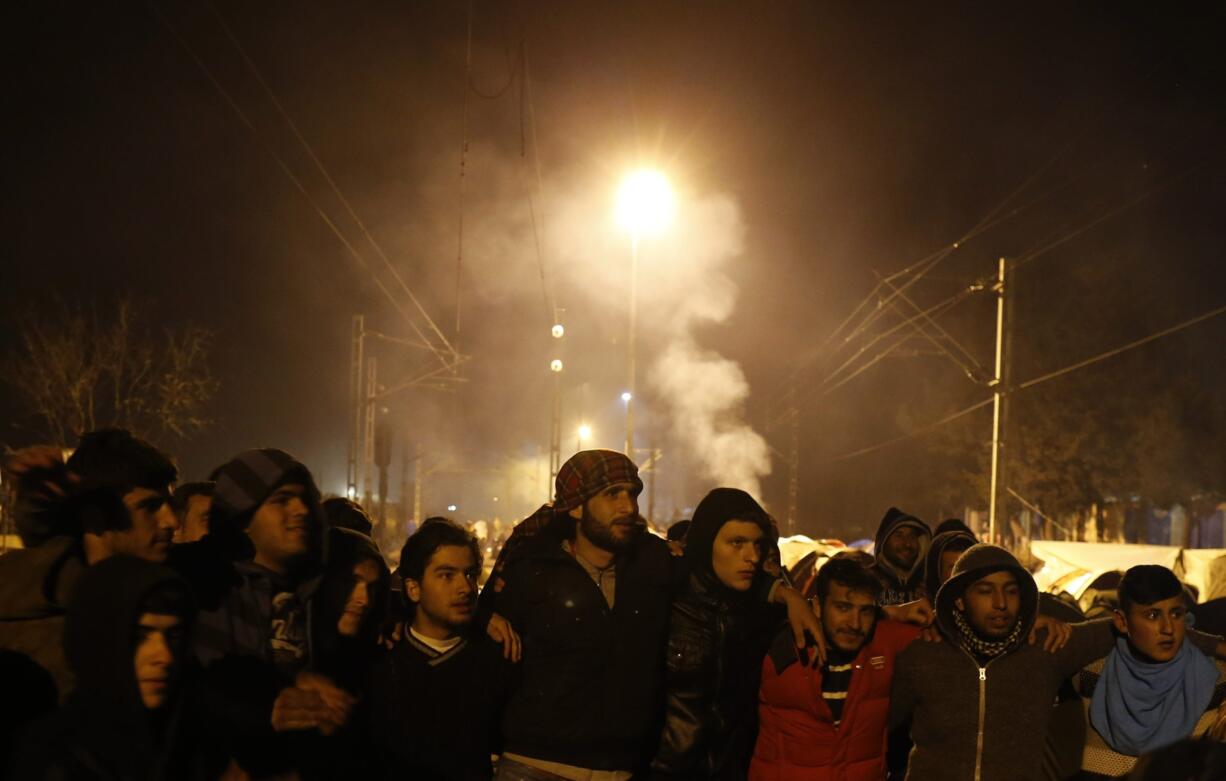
left=615, top=169, right=676, bottom=239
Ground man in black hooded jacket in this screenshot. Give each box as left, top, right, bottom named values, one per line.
left=14, top=555, right=213, bottom=780
left=869, top=508, right=931, bottom=605
left=650, top=488, right=783, bottom=780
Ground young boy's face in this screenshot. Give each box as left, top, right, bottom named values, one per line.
left=133, top=613, right=184, bottom=709
left=1115, top=594, right=1187, bottom=663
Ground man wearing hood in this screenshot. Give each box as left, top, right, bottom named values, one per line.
left=15, top=555, right=207, bottom=780
left=922, top=529, right=978, bottom=601
left=869, top=508, right=931, bottom=605
left=650, top=488, right=783, bottom=780
left=889, top=544, right=1226, bottom=781
left=0, top=429, right=179, bottom=763
left=482, top=451, right=822, bottom=780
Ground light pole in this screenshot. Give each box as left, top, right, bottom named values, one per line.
left=615, top=169, right=675, bottom=457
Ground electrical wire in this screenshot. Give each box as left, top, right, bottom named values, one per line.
left=196, top=1, right=461, bottom=368
left=817, top=298, right=1226, bottom=464
left=1017, top=302, right=1226, bottom=392
left=819, top=398, right=994, bottom=464
left=520, top=42, right=557, bottom=329
left=146, top=1, right=434, bottom=352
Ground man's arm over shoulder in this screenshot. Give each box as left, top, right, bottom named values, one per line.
left=1050, top=618, right=1116, bottom=679
left=1188, top=627, right=1226, bottom=659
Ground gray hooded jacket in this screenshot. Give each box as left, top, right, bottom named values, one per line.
left=889, top=544, right=1221, bottom=781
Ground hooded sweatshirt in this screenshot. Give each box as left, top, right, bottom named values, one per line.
left=310, top=527, right=389, bottom=691
left=922, top=529, right=979, bottom=602
left=889, top=545, right=1224, bottom=781
left=868, top=508, right=931, bottom=605
left=179, top=448, right=330, bottom=671
left=15, top=555, right=204, bottom=781
left=651, top=488, right=781, bottom=780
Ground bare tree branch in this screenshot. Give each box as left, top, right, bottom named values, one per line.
left=7, top=298, right=218, bottom=445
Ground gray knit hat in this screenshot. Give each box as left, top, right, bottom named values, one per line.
left=208, top=448, right=328, bottom=563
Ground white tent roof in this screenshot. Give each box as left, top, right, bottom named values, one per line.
left=1029, top=541, right=1226, bottom=604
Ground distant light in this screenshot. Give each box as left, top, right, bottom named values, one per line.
left=621, top=391, right=633, bottom=402
left=616, top=169, right=675, bottom=239
left=346, top=487, right=356, bottom=500
left=551, top=324, right=565, bottom=339
left=577, top=423, right=593, bottom=442
left=447, top=504, right=458, bottom=513
left=550, top=359, right=564, bottom=373
left=493, top=496, right=499, bottom=503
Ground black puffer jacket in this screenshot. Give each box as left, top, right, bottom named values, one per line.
left=651, top=488, right=782, bottom=780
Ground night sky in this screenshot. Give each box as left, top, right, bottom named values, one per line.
left=4, top=1, right=1225, bottom=539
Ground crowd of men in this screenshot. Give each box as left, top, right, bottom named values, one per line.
left=1, top=428, right=1226, bottom=780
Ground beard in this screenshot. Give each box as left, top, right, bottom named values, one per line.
left=580, top=506, right=642, bottom=554
left=885, top=549, right=918, bottom=572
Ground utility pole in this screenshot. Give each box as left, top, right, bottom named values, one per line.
left=549, top=312, right=565, bottom=501
left=787, top=405, right=800, bottom=536
left=412, top=440, right=423, bottom=525
left=626, top=237, right=638, bottom=457
left=346, top=315, right=365, bottom=500
left=362, top=356, right=377, bottom=508
left=988, top=257, right=1008, bottom=542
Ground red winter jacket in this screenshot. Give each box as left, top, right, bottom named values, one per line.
left=749, top=619, right=919, bottom=781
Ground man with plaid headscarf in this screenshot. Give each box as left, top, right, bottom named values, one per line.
left=481, top=449, right=823, bottom=781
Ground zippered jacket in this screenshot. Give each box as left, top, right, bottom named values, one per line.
left=889, top=545, right=1221, bottom=781
left=751, top=619, right=920, bottom=781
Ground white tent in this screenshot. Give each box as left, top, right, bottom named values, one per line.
left=1030, top=541, right=1226, bottom=605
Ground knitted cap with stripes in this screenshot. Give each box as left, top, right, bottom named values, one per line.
left=210, top=448, right=321, bottom=531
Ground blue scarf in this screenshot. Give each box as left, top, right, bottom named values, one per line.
left=1090, top=636, right=1219, bottom=756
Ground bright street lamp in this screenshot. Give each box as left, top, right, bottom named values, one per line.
left=615, top=168, right=675, bottom=458
left=577, top=422, right=593, bottom=452
left=616, top=170, right=676, bottom=239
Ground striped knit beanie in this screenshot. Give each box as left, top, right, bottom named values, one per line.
left=209, top=448, right=321, bottom=531
left=553, top=449, right=643, bottom=513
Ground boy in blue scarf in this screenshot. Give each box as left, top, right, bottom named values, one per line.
left=1078, top=565, right=1226, bottom=778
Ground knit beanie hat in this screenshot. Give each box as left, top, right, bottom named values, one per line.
left=553, top=449, right=643, bottom=513
left=208, top=448, right=327, bottom=564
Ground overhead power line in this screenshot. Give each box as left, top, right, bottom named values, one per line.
left=1017, top=301, right=1226, bottom=391
left=818, top=298, right=1226, bottom=464
left=153, top=1, right=462, bottom=372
